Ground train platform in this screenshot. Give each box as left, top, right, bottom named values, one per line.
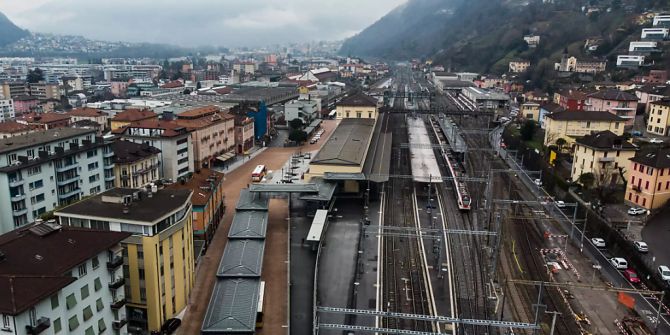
left=407, top=115, right=442, bottom=183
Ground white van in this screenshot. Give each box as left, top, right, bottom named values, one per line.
left=610, top=257, right=628, bottom=270
left=659, top=265, right=670, bottom=280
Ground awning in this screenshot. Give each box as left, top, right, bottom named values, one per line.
left=216, top=152, right=236, bottom=162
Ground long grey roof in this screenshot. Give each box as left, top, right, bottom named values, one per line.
left=363, top=112, right=392, bottom=182
left=201, top=278, right=260, bottom=333
left=311, top=118, right=375, bottom=166
left=0, top=128, right=95, bottom=155
left=216, top=239, right=265, bottom=277
left=235, top=189, right=269, bottom=211
left=228, top=211, right=268, bottom=239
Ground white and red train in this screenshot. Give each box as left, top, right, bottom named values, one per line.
left=429, top=117, right=472, bottom=211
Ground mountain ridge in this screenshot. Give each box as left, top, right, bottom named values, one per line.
left=0, top=11, right=29, bottom=47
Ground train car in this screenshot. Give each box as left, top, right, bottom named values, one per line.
left=429, top=117, right=471, bottom=211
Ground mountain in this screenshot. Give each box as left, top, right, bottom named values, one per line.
left=0, top=12, right=28, bottom=47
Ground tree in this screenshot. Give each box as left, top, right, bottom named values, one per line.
left=27, top=68, right=44, bottom=83
left=289, top=130, right=308, bottom=143
left=183, top=88, right=192, bottom=95
left=289, top=118, right=304, bottom=130
left=578, top=172, right=595, bottom=189
left=520, top=120, right=536, bottom=141
left=555, top=138, right=567, bottom=152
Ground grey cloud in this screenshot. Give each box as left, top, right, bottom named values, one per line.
left=0, top=0, right=406, bottom=47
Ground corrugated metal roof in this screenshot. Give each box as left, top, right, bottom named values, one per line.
left=248, top=183, right=319, bottom=193
left=217, top=240, right=265, bottom=277
left=235, top=189, right=269, bottom=211
left=228, top=211, right=269, bottom=239
left=311, top=118, right=375, bottom=166
left=201, top=278, right=260, bottom=333
left=299, top=178, right=337, bottom=201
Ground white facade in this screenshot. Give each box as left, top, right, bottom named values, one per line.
left=629, top=41, right=658, bottom=53
left=285, top=99, right=320, bottom=124
left=653, top=15, right=670, bottom=27
left=641, top=28, right=669, bottom=40
left=0, top=99, right=15, bottom=122
left=121, top=127, right=194, bottom=181
left=617, top=55, right=645, bottom=67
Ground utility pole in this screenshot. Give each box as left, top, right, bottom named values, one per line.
left=545, top=311, right=561, bottom=335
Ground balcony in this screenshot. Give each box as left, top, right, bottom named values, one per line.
left=56, top=175, right=79, bottom=186
left=112, top=319, right=127, bottom=330
left=107, top=255, right=123, bottom=270
left=55, top=162, right=77, bottom=173
left=11, top=194, right=26, bottom=202
left=8, top=178, right=23, bottom=187
left=108, top=277, right=125, bottom=290
left=110, top=298, right=127, bottom=309
left=25, top=317, right=50, bottom=335
left=103, top=150, right=114, bottom=158
left=57, top=189, right=80, bottom=199
left=104, top=174, right=116, bottom=181
left=12, top=207, right=28, bottom=216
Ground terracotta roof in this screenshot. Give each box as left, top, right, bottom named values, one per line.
left=160, top=80, right=185, bottom=89
left=121, top=119, right=189, bottom=137
left=177, top=105, right=221, bottom=119
left=112, top=108, right=157, bottom=122
left=65, top=107, right=107, bottom=117
left=651, top=99, right=670, bottom=108
left=588, top=89, right=638, bottom=101
left=575, top=130, right=637, bottom=150
left=546, top=110, right=625, bottom=121
left=0, top=121, right=30, bottom=134
left=19, top=112, right=70, bottom=124
left=631, top=147, right=670, bottom=169
left=338, top=93, right=378, bottom=108
left=556, top=89, right=588, bottom=100
left=167, top=168, right=224, bottom=206
left=0, top=224, right=130, bottom=315
left=12, top=95, right=37, bottom=102
left=112, top=140, right=161, bottom=164
left=540, top=102, right=565, bottom=113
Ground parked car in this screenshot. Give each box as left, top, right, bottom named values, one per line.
left=534, top=179, right=542, bottom=187
left=610, top=257, right=628, bottom=269
left=623, top=269, right=641, bottom=284
left=627, top=207, right=646, bottom=215
left=630, top=130, right=642, bottom=137
left=591, top=238, right=606, bottom=248
left=650, top=138, right=664, bottom=144
left=633, top=241, right=649, bottom=253
left=555, top=201, right=566, bottom=208
left=658, top=265, right=670, bottom=280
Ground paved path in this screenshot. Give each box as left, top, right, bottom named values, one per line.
left=177, top=119, right=338, bottom=335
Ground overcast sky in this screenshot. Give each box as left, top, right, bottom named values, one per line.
left=0, top=0, right=406, bottom=47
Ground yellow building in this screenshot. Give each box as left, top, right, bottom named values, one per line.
left=626, top=148, right=670, bottom=210
left=543, top=110, right=625, bottom=148
left=112, top=140, right=161, bottom=188
left=571, top=131, right=637, bottom=185
left=520, top=102, right=540, bottom=122
left=55, top=188, right=195, bottom=333
left=647, top=100, right=670, bottom=136
left=336, top=92, right=379, bottom=120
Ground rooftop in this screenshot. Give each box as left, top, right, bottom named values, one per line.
left=111, top=108, right=157, bottom=122
left=0, top=223, right=130, bottom=315
left=588, top=89, right=638, bottom=101
left=112, top=140, right=161, bottom=165
left=631, top=147, right=670, bottom=169
left=56, top=188, right=192, bottom=224
left=166, top=169, right=224, bottom=206
left=0, top=128, right=95, bottom=155
left=228, top=211, right=268, bottom=239
left=216, top=239, right=265, bottom=277
left=201, top=278, right=260, bottom=333
left=0, top=120, right=31, bottom=134
left=650, top=99, right=670, bottom=108
left=176, top=105, right=221, bottom=119
left=546, top=110, right=625, bottom=121
left=311, top=118, right=375, bottom=166
left=65, top=108, right=107, bottom=117
left=337, top=92, right=378, bottom=108
left=235, top=189, right=269, bottom=211
left=116, top=119, right=190, bottom=137
left=18, top=112, right=70, bottom=124
left=575, top=131, right=637, bottom=150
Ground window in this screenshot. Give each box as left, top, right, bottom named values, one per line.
left=51, top=294, right=59, bottom=309
left=1, top=314, right=8, bottom=329
left=176, top=138, right=188, bottom=145
left=87, top=162, right=98, bottom=171
left=89, top=186, right=100, bottom=194
left=178, top=157, right=189, bottom=165
left=94, top=278, right=102, bottom=291
left=177, top=147, right=188, bottom=155
left=27, top=166, right=41, bottom=176
left=81, top=284, right=89, bottom=299
left=646, top=181, right=650, bottom=189
left=88, top=174, right=99, bottom=183
left=82, top=306, right=93, bottom=321
left=139, top=269, right=145, bottom=280
left=28, top=180, right=43, bottom=190
left=586, top=121, right=591, bottom=128
left=92, top=256, right=99, bottom=269
left=66, top=293, right=76, bottom=309
left=356, top=112, right=361, bottom=118
left=78, top=263, right=87, bottom=277
left=86, top=149, right=96, bottom=158
left=68, top=315, right=79, bottom=331
left=28, top=308, right=36, bottom=326
left=30, top=193, right=45, bottom=204
left=98, top=319, right=106, bottom=333
left=95, top=298, right=104, bottom=312
left=53, top=318, right=61, bottom=333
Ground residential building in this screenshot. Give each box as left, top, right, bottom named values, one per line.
left=285, top=99, right=319, bottom=124
left=12, top=95, right=39, bottom=115
left=641, top=28, right=669, bottom=40
left=114, top=119, right=194, bottom=181
left=508, top=60, right=531, bottom=73
left=617, top=55, right=645, bottom=67
left=647, top=100, right=670, bottom=136
left=0, top=99, right=14, bottom=121
left=523, top=35, right=541, bottom=47
left=29, top=82, right=60, bottom=100
left=0, top=81, right=27, bottom=99
left=653, top=14, right=670, bottom=27
left=234, top=115, right=255, bottom=154
left=629, top=41, right=658, bottom=54
left=336, top=92, right=380, bottom=120
left=0, top=128, right=113, bottom=233
left=112, top=140, right=161, bottom=189
left=0, top=222, right=131, bottom=335
left=0, top=121, right=31, bottom=138
left=462, top=87, right=510, bottom=109
left=553, top=89, right=587, bottom=110
left=17, top=112, right=71, bottom=130
left=625, top=148, right=670, bottom=210
left=586, top=89, right=638, bottom=126
left=555, top=53, right=606, bottom=74
left=636, top=85, right=670, bottom=113
left=543, top=110, right=625, bottom=147
left=233, top=62, right=256, bottom=75
left=56, top=188, right=195, bottom=333
left=571, top=130, right=637, bottom=185
left=65, top=108, right=110, bottom=130
left=110, top=108, right=157, bottom=131
left=175, top=106, right=236, bottom=169
left=520, top=102, right=540, bottom=122
left=167, top=168, right=224, bottom=246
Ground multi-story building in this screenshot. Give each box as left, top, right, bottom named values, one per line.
left=336, top=93, right=379, bottom=120
left=0, top=222, right=131, bottom=335
left=0, top=99, right=14, bottom=121
left=0, top=81, right=27, bottom=99
left=520, top=102, right=540, bottom=122
left=112, top=140, right=161, bottom=189
left=543, top=110, right=625, bottom=148
left=233, top=61, right=256, bottom=75
left=641, top=28, right=669, bottom=40
left=647, top=100, right=670, bottom=136
left=625, top=147, right=670, bottom=210
left=509, top=60, right=531, bottom=73
left=175, top=106, right=236, bottom=169
left=636, top=85, right=670, bottom=113
left=617, top=55, right=645, bottom=67
left=110, top=109, right=157, bottom=131
left=12, top=95, right=39, bottom=115
left=653, top=14, right=670, bottom=27
left=0, top=128, right=114, bottom=233
left=553, top=89, right=588, bottom=111
left=285, top=99, right=320, bottom=124
left=29, top=82, right=60, bottom=100
left=113, top=119, right=194, bottom=181
left=0, top=121, right=31, bottom=139
left=167, top=168, right=224, bottom=246
left=586, top=89, right=638, bottom=126
left=629, top=41, right=659, bottom=54
left=55, top=188, right=195, bottom=333
left=555, top=54, right=606, bottom=74
left=65, top=108, right=110, bottom=130
left=17, top=112, right=71, bottom=130
left=571, top=130, right=637, bottom=185
left=234, top=116, right=255, bottom=154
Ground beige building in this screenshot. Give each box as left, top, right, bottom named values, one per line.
left=65, top=107, right=110, bottom=130
left=174, top=106, right=236, bottom=168
left=571, top=131, right=637, bottom=185
left=112, top=140, right=161, bottom=188
left=520, top=102, right=540, bottom=121
left=543, top=110, right=625, bottom=147
left=509, top=60, right=531, bottom=73
left=647, top=100, right=670, bottom=136
left=336, top=93, right=379, bottom=120
left=626, top=147, right=670, bottom=210
left=29, top=82, right=60, bottom=100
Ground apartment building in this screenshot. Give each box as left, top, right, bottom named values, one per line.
left=56, top=188, right=195, bottom=333
left=0, top=128, right=114, bottom=233
left=0, top=222, right=131, bottom=335
left=0, top=99, right=14, bottom=121
left=553, top=89, right=587, bottom=110
left=509, top=60, right=531, bottom=73
left=234, top=116, right=255, bottom=154
left=285, top=99, right=320, bottom=124
left=647, top=100, right=670, bottom=136
left=520, top=102, right=540, bottom=122
left=17, top=112, right=71, bottom=130
left=29, top=82, right=60, bottom=100
left=65, top=108, right=110, bottom=130
left=0, top=81, right=27, bottom=99
left=110, top=109, right=158, bottom=131
left=641, top=28, right=669, bottom=40
left=174, top=106, right=236, bottom=169
left=571, top=130, right=637, bottom=185
left=336, top=92, right=380, bottom=120
left=617, top=55, right=645, bottom=67
left=0, top=121, right=31, bottom=139
left=626, top=147, right=670, bottom=210
left=586, top=89, right=638, bottom=126
left=112, top=140, right=161, bottom=189
left=543, top=110, right=625, bottom=147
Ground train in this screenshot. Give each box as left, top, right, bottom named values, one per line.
left=429, top=116, right=472, bottom=211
